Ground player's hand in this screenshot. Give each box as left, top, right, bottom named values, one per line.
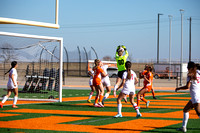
left=122, top=45, right=126, bottom=51
left=116, top=45, right=121, bottom=51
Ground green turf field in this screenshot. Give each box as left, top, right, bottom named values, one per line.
left=0, top=89, right=200, bottom=133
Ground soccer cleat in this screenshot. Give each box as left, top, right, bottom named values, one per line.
left=12, top=105, right=18, bottom=108
left=98, top=102, right=104, bottom=107
left=0, top=103, right=3, bottom=108
left=94, top=103, right=101, bottom=107
left=176, top=127, right=187, bottom=133
left=136, top=113, right=142, bottom=118
left=87, top=99, right=91, bottom=103
left=114, top=114, right=122, bottom=118
left=153, top=96, right=157, bottom=99
left=146, top=101, right=150, bottom=108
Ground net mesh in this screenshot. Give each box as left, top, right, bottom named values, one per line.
left=0, top=34, right=61, bottom=101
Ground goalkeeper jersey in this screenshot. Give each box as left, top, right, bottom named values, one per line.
left=115, top=50, right=129, bottom=71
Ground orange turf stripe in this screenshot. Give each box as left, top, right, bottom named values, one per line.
left=101, top=119, right=182, bottom=132
left=163, top=97, right=191, bottom=100
left=0, top=113, right=21, bottom=117
left=3, top=109, right=199, bottom=119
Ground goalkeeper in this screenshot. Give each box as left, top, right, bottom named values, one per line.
left=113, top=45, right=129, bottom=98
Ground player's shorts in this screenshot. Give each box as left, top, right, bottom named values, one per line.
left=7, top=84, right=18, bottom=89
left=101, top=76, right=111, bottom=87
left=121, top=87, right=135, bottom=95
left=89, top=78, right=93, bottom=86
left=144, top=85, right=152, bottom=92
left=191, top=95, right=200, bottom=104
left=117, top=70, right=126, bottom=79
left=93, top=78, right=102, bottom=86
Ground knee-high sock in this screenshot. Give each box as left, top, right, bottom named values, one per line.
left=133, top=103, right=140, bottom=115
left=95, top=95, right=99, bottom=104
left=141, top=97, right=147, bottom=103
left=99, top=94, right=104, bottom=103
left=13, top=96, right=18, bottom=105
left=88, top=92, right=94, bottom=100
left=114, top=85, right=118, bottom=91
left=103, top=93, right=109, bottom=101
left=2, top=96, right=8, bottom=104
left=118, top=103, right=122, bottom=115
left=182, top=112, right=189, bottom=128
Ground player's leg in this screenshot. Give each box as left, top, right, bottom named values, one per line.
left=137, top=88, right=147, bottom=108
left=177, top=100, right=193, bottom=132
left=129, top=93, right=141, bottom=118
left=98, top=83, right=105, bottom=107
left=0, top=89, right=12, bottom=108
left=151, top=88, right=157, bottom=99
left=114, top=92, right=126, bottom=118
left=87, top=85, right=95, bottom=103
left=102, top=79, right=111, bottom=105
left=12, top=87, right=18, bottom=108
left=193, top=103, right=200, bottom=117
left=94, top=86, right=100, bottom=107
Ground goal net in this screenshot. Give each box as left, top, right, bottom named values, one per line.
left=0, top=31, right=63, bottom=102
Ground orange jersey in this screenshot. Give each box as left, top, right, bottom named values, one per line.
left=143, top=72, right=153, bottom=92
left=93, top=66, right=104, bottom=86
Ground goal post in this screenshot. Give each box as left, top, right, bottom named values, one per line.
left=0, top=31, right=63, bottom=102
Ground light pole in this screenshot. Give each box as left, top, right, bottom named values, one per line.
left=157, top=13, right=163, bottom=64
left=168, top=15, right=172, bottom=81
left=180, top=9, right=184, bottom=86
left=188, top=17, right=192, bottom=62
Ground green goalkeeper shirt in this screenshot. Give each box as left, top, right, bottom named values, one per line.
left=115, top=50, right=129, bottom=71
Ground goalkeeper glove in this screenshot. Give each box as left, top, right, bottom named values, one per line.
left=122, top=45, right=126, bottom=51
left=116, top=45, right=121, bottom=52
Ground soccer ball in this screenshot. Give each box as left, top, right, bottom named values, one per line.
left=118, top=47, right=124, bottom=52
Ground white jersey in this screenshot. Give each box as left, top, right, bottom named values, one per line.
left=101, top=65, right=111, bottom=87
left=7, top=68, right=18, bottom=89
left=121, top=70, right=137, bottom=95
left=187, top=70, right=200, bottom=104
left=89, top=70, right=94, bottom=86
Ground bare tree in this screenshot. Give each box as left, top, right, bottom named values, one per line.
left=0, top=43, right=17, bottom=63
left=102, top=56, right=115, bottom=61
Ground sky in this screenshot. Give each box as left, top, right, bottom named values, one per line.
left=0, top=0, right=200, bottom=63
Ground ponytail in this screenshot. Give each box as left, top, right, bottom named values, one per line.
left=4, top=61, right=17, bottom=75
left=127, top=68, right=131, bottom=79
left=125, top=61, right=132, bottom=80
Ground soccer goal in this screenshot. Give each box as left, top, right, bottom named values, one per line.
left=0, top=31, right=63, bottom=102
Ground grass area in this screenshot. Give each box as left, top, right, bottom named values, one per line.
left=0, top=89, right=200, bottom=133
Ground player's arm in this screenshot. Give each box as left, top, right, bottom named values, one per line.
left=88, top=71, right=93, bottom=77
left=122, top=45, right=129, bottom=59
left=117, top=79, right=125, bottom=91
left=175, top=79, right=191, bottom=92
left=144, top=75, right=150, bottom=83
left=135, top=77, right=139, bottom=85
left=11, top=74, right=17, bottom=86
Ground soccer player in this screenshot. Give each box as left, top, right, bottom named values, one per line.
left=114, top=61, right=141, bottom=118
left=113, top=45, right=129, bottom=102
left=0, top=61, right=19, bottom=108
left=137, top=66, right=153, bottom=108
left=93, top=59, right=107, bottom=107
left=87, top=69, right=95, bottom=103
left=139, top=64, right=157, bottom=99
left=100, top=61, right=112, bottom=105
left=175, top=61, right=200, bottom=133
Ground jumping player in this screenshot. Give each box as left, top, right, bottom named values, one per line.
left=100, top=61, right=112, bottom=105
left=139, top=64, right=157, bottom=99
left=87, top=69, right=95, bottom=103
left=113, top=45, right=129, bottom=102
left=93, top=59, right=107, bottom=107
left=0, top=61, right=19, bottom=108
left=114, top=61, right=141, bottom=118
left=137, top=66, right=153, bottom=108
left=175, top=61, right=200, bottom=133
